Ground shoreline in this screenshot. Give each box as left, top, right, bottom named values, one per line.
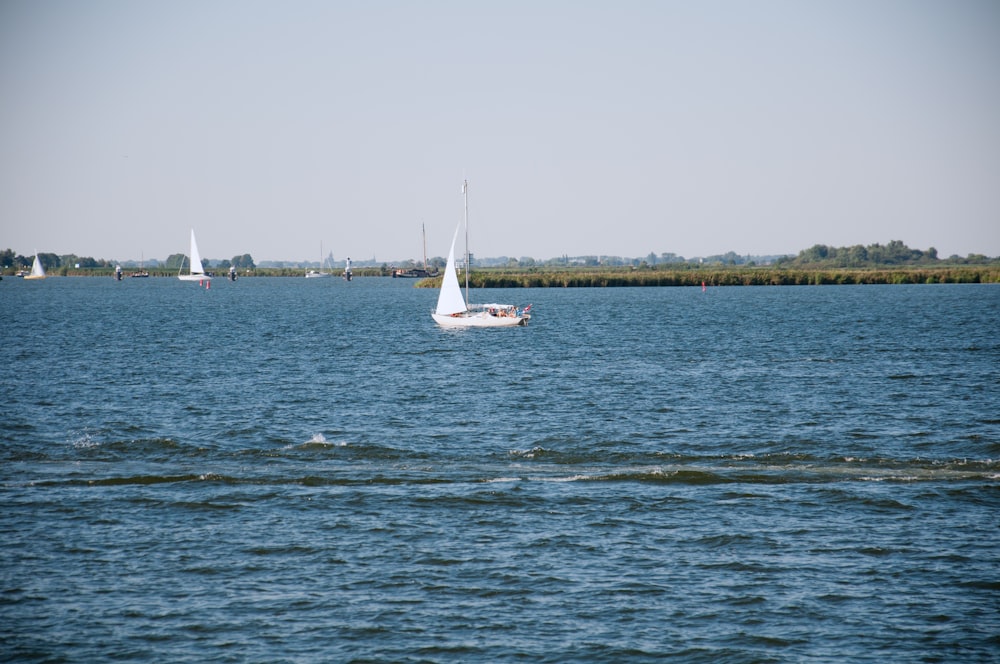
left=10, top=265, right=999, bottom=286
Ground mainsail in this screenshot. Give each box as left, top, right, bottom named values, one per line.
left=435, top=224, right=467, bottom=316
left=189, top=229, right=205, bottom=276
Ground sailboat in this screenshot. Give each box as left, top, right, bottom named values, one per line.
left=178, top=229, right=210, bottom=281
left=306, top=242, right=331, bottom=278
left=393, top=224, right=439, bottom=278
left=430, top=180, right=530, bottom=328
left=24, top=252, right=46, bottom=280
left=130, top=252, right=149, bottom=278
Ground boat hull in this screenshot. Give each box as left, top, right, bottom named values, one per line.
left=178, top=274, right=211, bottom=281
left=432, top=311, right=528, bottom=328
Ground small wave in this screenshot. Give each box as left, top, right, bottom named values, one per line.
left=508, top=446, right=547, bottom=459
left=280, top=434, right=349, bottom=451
left=85, top=474, right=204, bottom=486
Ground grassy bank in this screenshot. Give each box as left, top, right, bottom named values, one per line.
left=415, top=265, right=1000, bottom=288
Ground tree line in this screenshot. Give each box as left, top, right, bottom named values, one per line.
left=3, top=240, right=997, bottom=275
left=774, top=240, right=995, bottom=268
left=0, top=249, right=256, bottom=274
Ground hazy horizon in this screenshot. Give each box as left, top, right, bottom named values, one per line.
left=3, top=1, right=999, bottom=262
left=8, top=237, right=992, bottom=268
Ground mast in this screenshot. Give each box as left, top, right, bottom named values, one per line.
left=463, top=179, right=470, bottom=305
left=422, top=223, right=428, bottom=270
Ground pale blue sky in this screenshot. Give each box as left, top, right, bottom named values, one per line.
left=2, top=0, right=998, bottom=263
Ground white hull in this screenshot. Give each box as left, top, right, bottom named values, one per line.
left=305, top=271, right=330, bottom=278
left=432, top=311, right=528, bottom=328
left=178, top=274, right=210, bottom=281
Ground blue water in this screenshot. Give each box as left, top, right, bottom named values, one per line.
left=2, top=277, right=998, bottom=662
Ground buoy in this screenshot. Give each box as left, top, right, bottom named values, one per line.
left=702, top=281, right=706, bottom=292
left=206, top=280, right=210, bottom=289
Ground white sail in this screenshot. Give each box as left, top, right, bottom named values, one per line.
left=25, top=253, right=46, bottom=280
left=435, top=224, right=468, bottom=316
left=189, top=229, right=205, bottom=275
left=179, top=229, right=210, bottom=281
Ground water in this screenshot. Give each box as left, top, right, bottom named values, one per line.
left=2, top=277, right=998, bottom=662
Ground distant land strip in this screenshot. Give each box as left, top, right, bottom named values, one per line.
left=9, top=265, right=1000, bottom=285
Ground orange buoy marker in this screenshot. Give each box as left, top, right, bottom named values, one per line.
left=702, top=281, right=706, bottom=292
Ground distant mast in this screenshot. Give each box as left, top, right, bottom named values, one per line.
left=422, top=223, right=428, bottom=271
left=463, top=179, right=470, bottom=305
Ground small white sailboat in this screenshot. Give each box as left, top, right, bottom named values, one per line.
left=178, top=229, right=211, bottom=281
left=24, top=252, right=46, bottom=280
left=431, top=180, right=530, bottom=328
left=306, top=242, right=331, bottom=278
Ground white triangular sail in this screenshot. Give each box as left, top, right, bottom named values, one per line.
left=189, top=229, right=205, bottom=275
left=435, top=224, right=467, bottom=316
left=25, top=253, right=46, bottom=279
left=179, top=229, right=210, bottom=281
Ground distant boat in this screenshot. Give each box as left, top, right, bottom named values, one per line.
left=130, top=252, right=149, bottom=278
left=23, top=253, right=46, bottom=280
left=393, top=224, right=439, bottom=278
left=430, top=181, right=530, bottom=328
left=178, top=229, right=210, bottom=281
left=393, top=267, right=438, bottom=278
left=306, top=242, right=331, bottom=278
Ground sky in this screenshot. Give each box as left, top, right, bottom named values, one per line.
left=2, top=0, right=999, bottom=263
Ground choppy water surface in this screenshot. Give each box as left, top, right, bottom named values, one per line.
left=2, top=277, right=998, bottom=662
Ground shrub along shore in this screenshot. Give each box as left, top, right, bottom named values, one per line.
left=11, top=265, right=1000, bottom=286
left=413, top=265, right=1000, bottom=288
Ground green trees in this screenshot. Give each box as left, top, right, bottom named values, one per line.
left=231, top=254, right=255, bottom=269
left=777, top=241, right=960, bottom=268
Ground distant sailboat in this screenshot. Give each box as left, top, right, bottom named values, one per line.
left=178, top=229, right=210, bottom=281
left=430, top=180, right=530, bottom=328
left=131, top=252, right=149, bottom=278
left=24, top=252, right=46, bottom=280
left=393, top=224, right=439, bottom=278
left=306, top=242, right=331, bottom=278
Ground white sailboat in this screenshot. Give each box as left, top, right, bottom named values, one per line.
left=306, top=242, right=331, bottom=278
left=431, top=180, right=530, bottom=328
left=24, top=252, right=46, bottom=280
left=178, top=229, right=210, bottom=281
